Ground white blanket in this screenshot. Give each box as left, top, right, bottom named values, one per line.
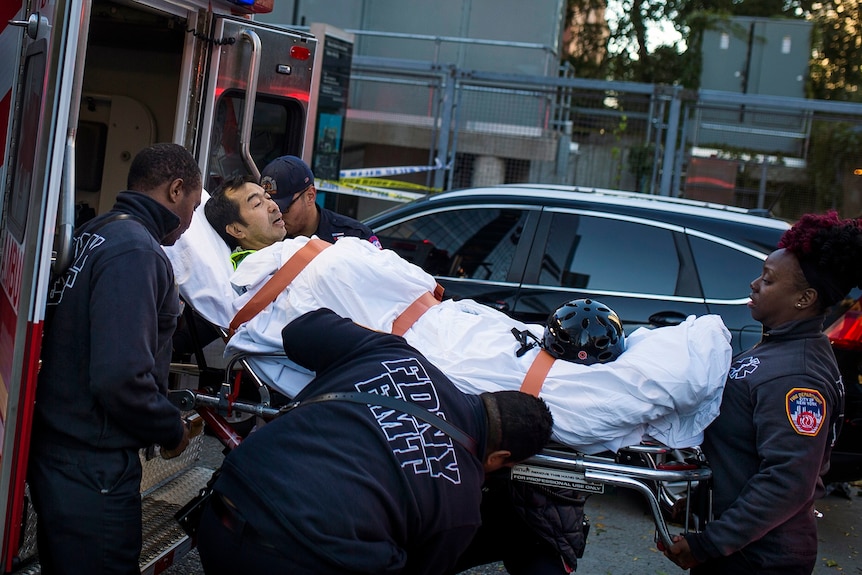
left=165, top=197, right=732, bottom=454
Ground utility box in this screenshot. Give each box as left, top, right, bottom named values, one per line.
left=694, top=17, right=813, bottom=156
left=700, top=16, right=811, bottom=98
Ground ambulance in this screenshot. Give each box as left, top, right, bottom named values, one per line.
left=0, top=0, right=319, bottom=571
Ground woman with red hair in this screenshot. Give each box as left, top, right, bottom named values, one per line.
left=664, top=211, right=862, bottom=574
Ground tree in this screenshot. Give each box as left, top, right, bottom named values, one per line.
left=564, top=0, right=613, bottom=78
left=563, top=0, right=821, bottom=89
left=563, top=0, right=701, bottom=85
left=809, top=0, right=862, bottom=101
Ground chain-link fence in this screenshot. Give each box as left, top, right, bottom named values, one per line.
left=342, top=55, right=862, bottom=221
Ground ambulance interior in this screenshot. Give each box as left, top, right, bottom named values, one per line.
left=75, top=0, right=306, bottom=225
left=75, top=0, right=185, bottom=220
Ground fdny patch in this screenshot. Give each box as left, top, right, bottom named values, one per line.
left=785, top=388, right=826, bottom=436
left=260, top=175, right=278, bottom=196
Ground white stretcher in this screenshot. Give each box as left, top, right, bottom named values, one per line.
left=163, top=193, right=719, bottom=546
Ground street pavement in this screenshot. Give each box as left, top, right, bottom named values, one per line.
left=460, top=484, right=862, bottom=575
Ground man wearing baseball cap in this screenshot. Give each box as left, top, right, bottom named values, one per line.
left=259, top=155, right=379, bottom=246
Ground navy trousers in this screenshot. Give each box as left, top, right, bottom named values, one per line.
left=28, top=441, right=142, bottom=575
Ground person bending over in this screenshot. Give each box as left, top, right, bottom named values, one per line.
left=196, top=308, right=553, bottom=575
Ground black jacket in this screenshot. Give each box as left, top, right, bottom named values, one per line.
left=685, top=316, right=844, bottom=570
left=510, top=481, right=589, bottom=569
left=34, top=191, right=185, bottom=451
left=315, top=205, right=376, bottom=243
left=214, top=308, right=488, bottom=575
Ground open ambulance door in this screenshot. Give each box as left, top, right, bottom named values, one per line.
left=196, top=15, right=317, bottom=192
left=0, top=1, right=90, bottom=571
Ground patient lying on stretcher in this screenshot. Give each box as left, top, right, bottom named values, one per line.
left=163, top=177, right=732, bottom=455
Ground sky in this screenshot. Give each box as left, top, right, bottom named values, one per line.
left=650, top=20, right=685, bottom=50
left=605, top=0, right=685, bottom=52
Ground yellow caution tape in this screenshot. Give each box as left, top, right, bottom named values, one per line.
left=339, top=177, right=442, bottom=193
left=317, top=180, right=425, bottom=203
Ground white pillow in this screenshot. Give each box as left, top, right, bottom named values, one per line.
left=163, top=190, right=236, bottom=328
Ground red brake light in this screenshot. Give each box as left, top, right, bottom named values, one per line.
left=826, top=301, right=862, bottom=351
left=290, top=46, right=311, bottom=61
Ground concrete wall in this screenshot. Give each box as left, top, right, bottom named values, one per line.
left=258, top=0, right=565, bottom=75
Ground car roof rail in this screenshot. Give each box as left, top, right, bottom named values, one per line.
left=746, top=208, right=774, bottom=218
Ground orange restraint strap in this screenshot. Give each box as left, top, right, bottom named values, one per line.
left=520, top=349, right=556, bottom=397
left=390, top=284, right=445, bottom=337
left=228, top=239, right=331, bottom=338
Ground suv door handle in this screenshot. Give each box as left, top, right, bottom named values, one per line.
left=648, top=311, right=688, bottom=327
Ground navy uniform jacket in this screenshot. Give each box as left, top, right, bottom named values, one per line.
left=314, top=205, right=379, bottom=245
left=213, top=308, right=487, bottom=575
left=686, top=316, right=844, bottom=571
left=34, top=191, right=185, bottom=451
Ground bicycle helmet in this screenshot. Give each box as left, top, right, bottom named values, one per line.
left=543, top=299, right=626, bottom=365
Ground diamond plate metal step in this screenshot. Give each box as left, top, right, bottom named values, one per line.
left=12, top=435, right=217, bottom=575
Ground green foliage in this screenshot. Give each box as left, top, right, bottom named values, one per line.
left=627, top=142, right=656, bottom=191
left=807, top=120, right=862, bottom=211
left=808, top=0, right=862, bottom=101
left=560, top=0, right=862, bottom=216
left=561, top=0, right=846, bottom=94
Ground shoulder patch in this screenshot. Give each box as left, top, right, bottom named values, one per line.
left=785, top=388, right=826, bottom=436
left=729, top=356, right=759, bottom=380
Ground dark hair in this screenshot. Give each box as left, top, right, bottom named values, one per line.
left=482, top=390, right=553, bottom=462
left=204, top=174, right=257, bottom=250
left=778, top=211, right=862, bottom=310
left=127, top=143, right=201, bottom=194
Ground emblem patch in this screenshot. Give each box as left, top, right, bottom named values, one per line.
left=785, top=388, right=826, bottom=436
left=260, top=175, right=277, bottom=195
left=729, top=356, right=760, bottom=380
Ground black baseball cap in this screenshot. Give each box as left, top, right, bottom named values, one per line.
left=260, top=155, right=314, bottom=212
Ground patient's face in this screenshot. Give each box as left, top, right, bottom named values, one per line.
left=227, top=182, right=287, bottom=250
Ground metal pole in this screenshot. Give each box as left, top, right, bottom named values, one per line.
left=757, top=156, right=768, bottom=209
left=672, top=109, right=690, bottom=198
left=659, top=85, right=682, bottom=196
left=435, top=66, right=457, bottom=191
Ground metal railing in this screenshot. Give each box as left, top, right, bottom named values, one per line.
left=343, top=53, right=862, bottom=220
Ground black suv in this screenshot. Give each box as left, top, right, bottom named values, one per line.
left=365, top=184, right=861, bottom=482
left=365, top=184, right=789, bottom=354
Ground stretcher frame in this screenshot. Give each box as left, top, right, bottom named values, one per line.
left=169, top=335, right=713, bottom=550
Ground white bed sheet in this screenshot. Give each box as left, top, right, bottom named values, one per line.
left=164, top=197, right=732, bottom=454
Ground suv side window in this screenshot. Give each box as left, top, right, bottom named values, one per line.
left=375, top=207, right=530, bottom=281
left=688, top=235, right=764, bottom=299
left=539, top=213, right=683, bottom=296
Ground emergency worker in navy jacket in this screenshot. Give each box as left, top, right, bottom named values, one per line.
left=663, top=212, right=862, bottom=574
left=260, top=154, right=379, bottom=245
left=196, top=308, right=554, bottom=575
left=29, top=143, right=202, bottom=575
